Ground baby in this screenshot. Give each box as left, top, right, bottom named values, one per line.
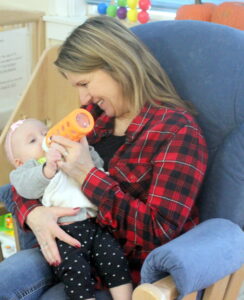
left=4, top=118, right=132, bottom=300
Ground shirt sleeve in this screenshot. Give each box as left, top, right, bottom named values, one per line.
left=12, top=187, right=42, bottom=229
left=82, top=124, right=208, bottom=251
left=10, top=160, right=50, bottom=199
left=11, top=160, right=47, bottom=228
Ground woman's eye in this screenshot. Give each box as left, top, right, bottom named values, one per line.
left=78, top=82, right=88, bottom=87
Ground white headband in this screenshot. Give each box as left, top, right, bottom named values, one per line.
left=4, top=120, right=26, bottom=165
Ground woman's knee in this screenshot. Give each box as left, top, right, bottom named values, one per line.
left=0, top=248, right=55, bottom=299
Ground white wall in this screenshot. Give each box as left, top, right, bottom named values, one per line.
left=0, top=0, right=50, bottom=13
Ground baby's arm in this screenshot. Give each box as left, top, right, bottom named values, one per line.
left=89, top=146, right=104, bottom=170
left=10, top=160, right=50, bottom=199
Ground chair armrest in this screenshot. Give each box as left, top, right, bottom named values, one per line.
left=133, top=275, right=178, bottom=300
left=138, top=219, right=244, bottom=299
left=133, top=276, right=199, bottom=300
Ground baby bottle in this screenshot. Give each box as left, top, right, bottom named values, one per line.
left=42, top=108, right=94, bottom=151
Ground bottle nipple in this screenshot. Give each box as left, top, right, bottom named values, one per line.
left=42, top=138, right=49, bottom=152
left=76, top=113, right=90, bottom=128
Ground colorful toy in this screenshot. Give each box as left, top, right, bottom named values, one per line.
left=127, top=0, right=138, bottom=22
left=42, top=108, right=94, bottom=151
left=117, top=0, right=127, bottom=19
left=138, top=10, right=149, bottom=23
left=117, top=6, right=127, bottom=19
left=0, top=213, right=14, bottom=235
left=127, top=0, right=138, bottom=9
left=97, top=0, right=150, bottom=23
left=127, top=8, right=138, bottom=22
left=138, top=0, right=150, bottom=23
left=97, top=2, right=108, bottom=14
left=118, top=0, right=127, bottom=7
left=107, top=4, right=117, bottom=17
left=139, top=0, right=150, bottom=11
left=5, top=215, right=13, bottom=230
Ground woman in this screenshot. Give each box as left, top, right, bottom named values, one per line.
left=0, top=16, right=208, bottom=299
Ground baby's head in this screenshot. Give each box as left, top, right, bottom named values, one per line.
left=4, top=118, right=48, bottom=168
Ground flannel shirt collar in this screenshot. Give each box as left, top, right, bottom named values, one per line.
left=126, top=103, right=156, bottom=143
left=86, top=102, right=156, bottom=143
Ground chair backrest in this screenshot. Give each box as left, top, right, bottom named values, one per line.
left=132, top=20, right=244, bottom=228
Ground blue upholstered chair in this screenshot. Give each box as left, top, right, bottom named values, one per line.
left=131, top=20, right=244, bottom=300
left=0, top=20, right=243, bottom=300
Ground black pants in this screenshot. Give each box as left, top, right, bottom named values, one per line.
left=53, top=218, right=131, bottom=299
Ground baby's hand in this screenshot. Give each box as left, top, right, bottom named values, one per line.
left=43, top=145, right=62, bottom=179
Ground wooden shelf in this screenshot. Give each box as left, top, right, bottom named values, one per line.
left=0, top=9, right=45, bottom=66
left=0, top=203, right=7, bottom=215
left=0, top=10, right=44, bottom=26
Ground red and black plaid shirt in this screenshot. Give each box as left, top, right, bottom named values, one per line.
left=13, top=103, right=208, bottom=285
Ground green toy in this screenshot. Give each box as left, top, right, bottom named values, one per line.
left=0, top=213, right=14, bottom=234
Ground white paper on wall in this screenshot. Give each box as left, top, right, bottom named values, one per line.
left=0, top=27, right=31, bottom=129
left=48, top=0, right=86, bottom=17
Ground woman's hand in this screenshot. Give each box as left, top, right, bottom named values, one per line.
left=51, top=136, right=95, bottom=185
left=26, top=206, right=82, bottom=266
left=43, top=144, right=62, bottom=179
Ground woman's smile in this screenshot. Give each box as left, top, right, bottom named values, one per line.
left=65, top=70, right=129, bottom=118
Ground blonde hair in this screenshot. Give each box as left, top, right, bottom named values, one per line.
left=55, top=15, right=194, bottom=114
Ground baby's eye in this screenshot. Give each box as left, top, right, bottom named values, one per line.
left=29, top=138, right=36, bottom=144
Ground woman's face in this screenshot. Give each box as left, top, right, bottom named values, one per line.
left=65, top=70, right=130, bottom=119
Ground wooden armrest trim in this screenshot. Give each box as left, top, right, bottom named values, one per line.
left=132, top=276, right=178, bottom=300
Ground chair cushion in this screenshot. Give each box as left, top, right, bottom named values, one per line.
left=140, top=219, right=244, bottom=299
left=199, top=124, right=244, bottom=228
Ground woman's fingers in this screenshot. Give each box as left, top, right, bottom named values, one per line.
left=52, top=135, right=76, bottom=148
left=26, top=206, right=82, bottom=265
left=39, top=224, right=81, bottom=265
left=40, top=207, right=82, bottom=264
left=52, top=206, right=82, bottom=247
left=55, top=225, right=82, bottom=249
left=33, top=222, right=61, bottom=265
left=39, top=230, right=61, bottom=265
left=49, top=142, right=69, bottom=158
left=39, top=220, right=82, bottom=266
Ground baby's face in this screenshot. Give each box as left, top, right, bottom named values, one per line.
left=12, top=119, right=48, bottom=167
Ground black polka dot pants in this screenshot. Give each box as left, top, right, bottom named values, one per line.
left=53, top=219, right=131, bottom=300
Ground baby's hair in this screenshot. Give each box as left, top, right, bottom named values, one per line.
left=4, top=119, right=28, bottom=166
